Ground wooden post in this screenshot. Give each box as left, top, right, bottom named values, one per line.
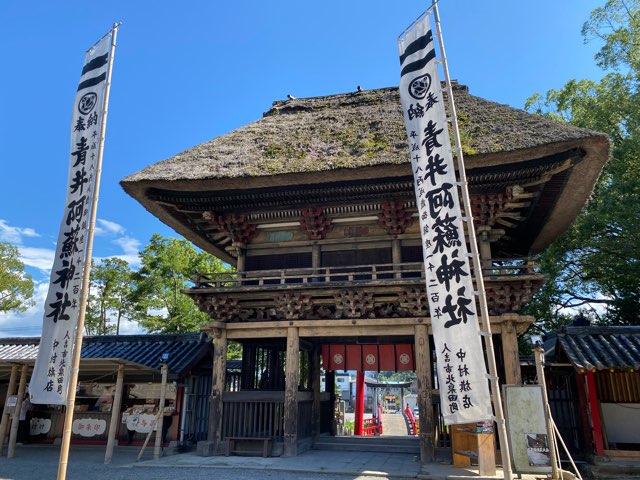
left=415, top=324, right=435, bottom=462
left=311, top=346, right=321, bottom=440
left=283, top=326, right=299, bottom=456
left=392, top=239, right=402, bottom=278
left=312, top=243, right=321, bottom=279
left=0, top=365, right=18, bottom=456
left=501, top=321, right=522, bottom=385
left=236, top=245, right=246, bottom=277
left=477, top=226, right=493, bottom=269
left=104, top=364, right=125, bottom=463
left=585, top=370, right=605, bottom=456
left=326, top=370, right=336, bottom=436
left=354, top=371, right=365, bottom=436
left=7, top=364, right=28, bottom=459
left=153, top=363, right=168, bottom=459
left=534, top=346, right=560, bottom=479
left=208, top=328, right=227, bottom=453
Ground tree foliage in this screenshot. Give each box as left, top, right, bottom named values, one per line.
left=524, top=0, right=640, bottom=329
left=86, top=257, right=135, bottom=335
left=0, top=242, right=34, bottom=314
left=131, top=234, right=228, bottom=333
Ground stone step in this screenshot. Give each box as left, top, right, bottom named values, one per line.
left=313, top=436, right=420, bottom=454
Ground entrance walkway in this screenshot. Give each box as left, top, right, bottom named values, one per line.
left=381, top=413, right=410, bottom=436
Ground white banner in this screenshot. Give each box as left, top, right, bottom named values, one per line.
left=30, top=32, right=113, bottom=404
left=398, top=14, right=492, bottom=424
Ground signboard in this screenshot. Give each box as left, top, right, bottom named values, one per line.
left=503, top=385, right=552, bottom=474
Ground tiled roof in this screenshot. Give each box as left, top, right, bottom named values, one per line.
left=556, top=326, right=640, bottom=371
left=0, top=333, right=214, bottom=377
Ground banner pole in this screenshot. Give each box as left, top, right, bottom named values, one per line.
left=430, top=3, right=513, bottom=479
left=56, top=23, right=119, bottom=480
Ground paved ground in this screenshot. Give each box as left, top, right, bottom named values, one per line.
left=381, top=413, right=409, bottom=436
left=0, top=443, right=551, bottom=480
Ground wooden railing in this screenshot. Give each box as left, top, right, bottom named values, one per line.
left=193, top=259, right=539, bottom=290
left=221, top=392, right=314, bottom=440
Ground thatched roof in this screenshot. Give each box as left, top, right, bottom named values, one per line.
left=122, top=85, right=606, bottom=187
left=121, top=85, right=609, bottom=256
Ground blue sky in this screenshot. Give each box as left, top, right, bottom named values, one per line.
left=0, top=0, right=605, bottom=337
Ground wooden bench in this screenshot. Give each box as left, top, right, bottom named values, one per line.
left=224, top=437, right=273, bottom=457
left=451, top=423, right=496, bottom=476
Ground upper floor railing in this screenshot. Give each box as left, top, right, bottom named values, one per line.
left=191, top=258, right=540, bottom=290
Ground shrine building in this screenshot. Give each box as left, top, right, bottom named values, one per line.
left=121, top=85, right=609, bottom=461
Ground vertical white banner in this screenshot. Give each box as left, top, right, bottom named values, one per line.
left=398, top=14, right=492, bottom=424
left=30, top=32, right=113, bottom=404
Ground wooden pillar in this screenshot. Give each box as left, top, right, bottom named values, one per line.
left=7, top=364, right=28, bottom=459
left=534, top=346, right=560, bottom=479
left=414, top=324, right=435, bottom=462
left=501, top=321, right=522, bottom=385
left=354, top=371, right=365, bottom=436
left=283, top=327, right=299, bottom=456
left=576, top=373, right=593, bottom=454
left=392, top=239, right=402, bottom=278
left=312, top=243, right=321, bottom=271
left=153, top=363, right=168, bottom=460
left=0, top=365, right=18, bottom=456
left=585, top=370, right=605, bottom=456
left=207, top=328, right=227, bottom=451
left=236, top=245, right=246, bottom=274
left=104, top=364, right=125, bottom=463
left=311, top=346, right=321, bottom=440
left=326, top=370, right=336, bottom=436
left=477, top=226, right=493, bottom=269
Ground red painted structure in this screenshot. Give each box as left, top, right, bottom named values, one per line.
left=585, top=371, right=605, bottom=456
left=354, top=371, right=365, bottom=435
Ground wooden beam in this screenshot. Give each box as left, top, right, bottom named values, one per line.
left=104, top=364, right=125, bottom=463
left=0, top=365, right=18, bottom=456
left=414, top=324, right=435, bottom=462
left=283, top=327, right=299, bottom=456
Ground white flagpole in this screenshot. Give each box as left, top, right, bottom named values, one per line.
left=430, top=3, right=513, bottom=479
left=57, top=23, right=120, bottom=480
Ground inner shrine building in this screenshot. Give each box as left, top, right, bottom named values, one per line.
left=121, top=85, right=608, bottom=460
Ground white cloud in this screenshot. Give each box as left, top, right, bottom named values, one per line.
left=19, top=246, right=56, bottom=272
left=111, top=235, right=142, bottom=268
left=95, top=219, right=126, bottom=236
left=0, top=219, right=40, bottom=244
left=0, top=281, right=48, bottom=337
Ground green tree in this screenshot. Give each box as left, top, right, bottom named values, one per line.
left=0, top=242, right=34, bottom=313
left=86, top=257, right=135, bottom=335
left=131, top=234, right=228, bottom=333
left=524, top=0, right=640, bottom=328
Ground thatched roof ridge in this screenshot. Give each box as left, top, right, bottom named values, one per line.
left=121, top=85, right=607, bottom=190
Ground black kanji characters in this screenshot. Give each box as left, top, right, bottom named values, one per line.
left=435, top=249, right=468, bottom=292
left=423, top=153, right=447, bottom=186
left=421, top=120, right=444, bottom=156
left=432, top=213, right=461, bottom=253
left=442, top=287, right=475, bottom=328
left=52, top=258, right=76, bottom=290
left=425, top=182, right=454, bottom=218
left=71, top=137, right=89, bottom=167
left=46, top=291, right=71, bottom=322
